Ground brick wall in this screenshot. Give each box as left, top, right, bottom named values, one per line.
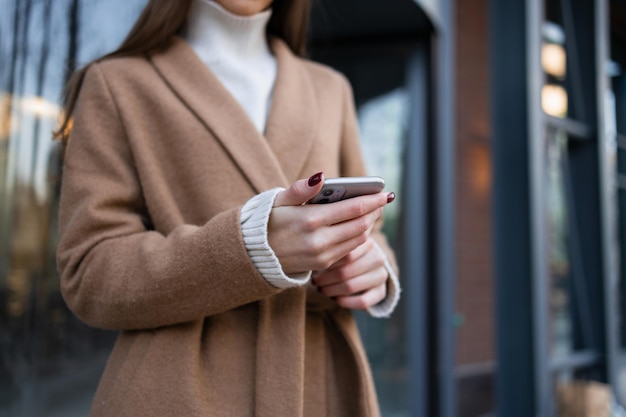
left=454, top=0, right=495, bottom=367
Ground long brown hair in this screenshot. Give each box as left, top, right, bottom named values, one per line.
left=54, top=0, right=311, bottom=141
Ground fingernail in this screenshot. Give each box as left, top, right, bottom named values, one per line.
left=387, top=192, right=396, bottom=203
left=308, top=172, right=323, bottom=187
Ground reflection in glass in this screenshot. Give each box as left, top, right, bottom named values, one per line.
left=359, top=88, right=407, bottom=242
left=545, top=126, right=573, bottom=360
left=355, top=88, right=408, bottom=417
left=0, top=1, right=146, bottom=415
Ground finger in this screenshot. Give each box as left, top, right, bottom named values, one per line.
left=308, top=231, right=370, bottom=271
left=334, top=283, right=387, bottom=310
left=326, top=239, right=373, bottom=271
left=313, top=243, right=379, bottom=287
left=274, top=172, right=324, bottom=207
left=317, top=192, right=394, bottom=226
left=314, top=208, right=382, bottom=252
left=319, top=266, right=387, bottom=298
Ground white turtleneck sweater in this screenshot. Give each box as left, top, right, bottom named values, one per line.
left=183, top=0, right=276, bottom=133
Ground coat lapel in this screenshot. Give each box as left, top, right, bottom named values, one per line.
left=149, top=36, right=319, bottom=193
left=265, top=38, right=319, bottom=182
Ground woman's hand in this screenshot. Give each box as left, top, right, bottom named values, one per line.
left=312, top=238, right=388, bottom=310
left=268, top=173, right=394, bottom=277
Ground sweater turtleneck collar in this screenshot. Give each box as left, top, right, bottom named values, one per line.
left=183, top=0, right=273, bottom=63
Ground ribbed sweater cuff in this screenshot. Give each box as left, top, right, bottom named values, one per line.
left=367, top=242, right=401, bottom=318
left=240, top=188, right=311, bottom=288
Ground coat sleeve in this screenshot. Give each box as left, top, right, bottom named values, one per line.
left=57, top=64, right=281, bottom=331
left=337, top=74, right=401, bottom=317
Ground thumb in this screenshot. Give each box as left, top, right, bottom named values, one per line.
left=274, top=172, right=324, bottom=207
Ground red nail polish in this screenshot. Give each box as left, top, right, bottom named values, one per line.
left=387, top=192, right=396, bottom=203
left=308, top=172, right=323, bottom=187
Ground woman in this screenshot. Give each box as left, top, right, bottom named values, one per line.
left=56, top=0, right=401, bottom=415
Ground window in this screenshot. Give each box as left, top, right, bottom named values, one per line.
left=0, top=1, right=146, bottom=415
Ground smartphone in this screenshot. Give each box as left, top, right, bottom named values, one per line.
left=308, top=176, right=385, bottom=204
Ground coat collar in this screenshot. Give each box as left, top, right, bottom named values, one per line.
left=149, top=36, right=319, bottom=193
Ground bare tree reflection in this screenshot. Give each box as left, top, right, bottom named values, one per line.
left=1, top=0, right=32, bottom=411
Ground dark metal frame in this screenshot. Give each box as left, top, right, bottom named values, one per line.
left=491, top=0, right=612, bottom=415
left=596, top=0, right=620, bottom=398
left=407, top=0, right=457, bottom=415
left=491, top=0, right=539, bottom=414
left=404, top=44, right=431, bottom=417
left=433, top=0, right=457, bottom=415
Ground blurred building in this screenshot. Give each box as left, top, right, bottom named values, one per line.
left=1, top=0, right=625, bottom=416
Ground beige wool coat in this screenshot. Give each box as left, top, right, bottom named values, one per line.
left=57, top=36, right=398, bottom=417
